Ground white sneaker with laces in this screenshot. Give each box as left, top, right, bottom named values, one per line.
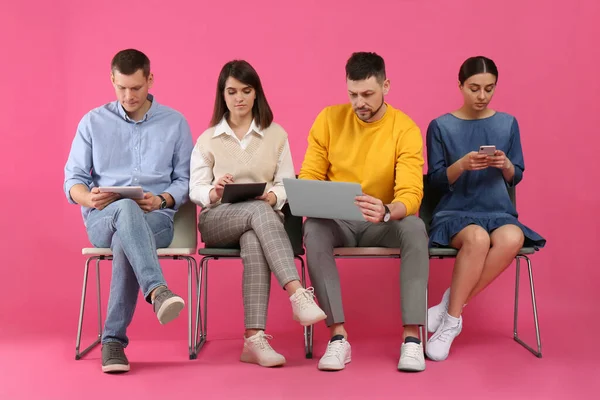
left=398, top=341, right=426, bottom=372
left=318, top=339, right=351, bottom=371
left=428, top=288, right=450, bottom=333
left=426, top=312, right=463, bottom=361
left=240, top=331, right=286, bottom=367
left=290, top=287, right=327, bottom=326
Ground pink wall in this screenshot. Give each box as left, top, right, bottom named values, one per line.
left=1, top=0, right=599, bottom=350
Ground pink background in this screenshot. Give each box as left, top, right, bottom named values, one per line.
left=1, top=0, right=599, bottom=398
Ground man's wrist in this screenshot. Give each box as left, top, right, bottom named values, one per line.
left=157, top=194, right=168, bottom=209
left=382, top=204, right=391, bottom=222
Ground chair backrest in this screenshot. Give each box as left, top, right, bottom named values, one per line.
left=419, top=175, right=516, bottom=232
left=282, top=203, right=304, bottom=255
left=168, top=200, right=198, bottom=250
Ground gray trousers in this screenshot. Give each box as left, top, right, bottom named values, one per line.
left=199, top=200, right=300, bottom=330
left=303, top=216, right=429, bottom=326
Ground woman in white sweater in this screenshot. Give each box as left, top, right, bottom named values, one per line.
left=189, top=60, right=326, bottom=367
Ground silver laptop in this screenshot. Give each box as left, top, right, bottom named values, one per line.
left=283, top=178, right=365, bottom=221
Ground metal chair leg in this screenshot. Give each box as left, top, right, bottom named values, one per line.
left=95, top=258, right=102, bottom=340
left=193, top=258, right=202, bottom=354
left=193, top=256, right=210, bottom=356
left=75, top=256, right=102, bottom=360
left=186, top=256, right=203, bottom=360
left=203, top=259, right=209, bottom=340
left=185, top=256, right=193, bottom=360
left=421, top=285, right=428, bottom=354
left=513, top=255, right=542, bottom=358
left=296, top=255, right=313, bottom=359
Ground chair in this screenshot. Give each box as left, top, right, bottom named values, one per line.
left=420, top=175, right=542, bottom=358
left=75, top=200, right=201, bottom=361
left=302, top=175, right=543, bottom=359
left=195, top=203, right=307, bottom=357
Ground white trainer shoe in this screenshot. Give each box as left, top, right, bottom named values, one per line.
left=426, top=313, right=463, bottom=361
left=318, top=338, right=351, bottom=371
left=398, top=340, right=426, bottom=372
left=240, top=331, right=286, bottom=367
left=290, top=287, right=327, bottom=326
left=428, top=288, right=450, bottom=333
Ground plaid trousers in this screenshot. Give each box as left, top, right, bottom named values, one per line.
left=199, top=200, right=300, bottom=329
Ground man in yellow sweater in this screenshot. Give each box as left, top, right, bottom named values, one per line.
left=299, top=52, right=429, bottom=372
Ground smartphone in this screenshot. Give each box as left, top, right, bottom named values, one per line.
left=479, top=145, right=496, bottom=156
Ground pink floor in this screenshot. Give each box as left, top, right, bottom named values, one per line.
left=1, top=319, right=597, bottom=399
left=2, top=253, right=596, bottom=398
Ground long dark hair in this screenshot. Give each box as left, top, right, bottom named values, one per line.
left=210, top=60, right=273, bottom=129
left=458, top=56, right=498, bottom=85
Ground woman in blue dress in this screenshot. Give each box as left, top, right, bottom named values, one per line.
left=425, top=56, right=546, bottom=361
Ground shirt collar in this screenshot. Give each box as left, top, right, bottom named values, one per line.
left=212, top=116, right=264, bottom=138
left=117, top=93, right=156, bottom=122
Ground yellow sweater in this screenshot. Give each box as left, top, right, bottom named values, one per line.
left=299, top=103, right=424, bottom=216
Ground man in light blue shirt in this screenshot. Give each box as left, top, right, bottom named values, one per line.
left=64, top=49, right=194, bottom=373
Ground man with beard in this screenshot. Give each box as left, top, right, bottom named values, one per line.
left=299, top=52, right=429, bottom=372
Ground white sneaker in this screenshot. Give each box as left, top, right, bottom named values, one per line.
left=318, top=339, right=351, bottom=371
left=398, top=341, right=426, bottom=372
left=428, top=288, right=450, bottom=333
left=290, top=287, right=327, bottom=326
left=240, top=331, right=286, bottom=367
left=426, top=313, right=462, bottom=361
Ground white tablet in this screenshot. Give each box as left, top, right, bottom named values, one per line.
left=98, top=186, right=144, bottom=199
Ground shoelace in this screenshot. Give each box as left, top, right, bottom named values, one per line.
left=106, top=344, right=125, bottom=359
left=433, top=321, right=458, bottom=343
left=402, top=343, right=422, bottom=359
left=296, top=287, right=316, bottom=310
left=324, top=340, right=345, bottom=359
left=252, top=333, right=275, bottom=352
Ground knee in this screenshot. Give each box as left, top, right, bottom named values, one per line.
left=493, top=225, right=524, bottom=251
left=462, top=226, right=491, bottom=250
left=248, top=200, right=274, bottom=215
left=114, top=198, right=143, bottom=217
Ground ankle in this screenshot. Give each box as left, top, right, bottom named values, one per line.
left=330, top=324, right=347, bottom=340
left=150, top=285, right=167, bottom=302
left=403, top=325, right=419, bottom=341
left=245, top=329, right=262, bottom=338
left=285, top=280, right=303, bottom=296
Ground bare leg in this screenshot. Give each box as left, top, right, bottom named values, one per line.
left=403, top=325, right=419, bottom=340
left=329, top=323, right=348, bottom=339
left=466, top=224, right=524, bottom=302
left=447, top=225, right=490, bottom=317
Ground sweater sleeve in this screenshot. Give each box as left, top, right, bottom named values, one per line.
left=392, top=124, right=424, bottom=216
left=299, top=108, right=330, bottom=181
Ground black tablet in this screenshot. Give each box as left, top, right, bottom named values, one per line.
left=221, top=182, right=267, bottom=204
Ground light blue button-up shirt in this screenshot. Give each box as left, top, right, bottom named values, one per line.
left=64, top=94, right=193, bottom=224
